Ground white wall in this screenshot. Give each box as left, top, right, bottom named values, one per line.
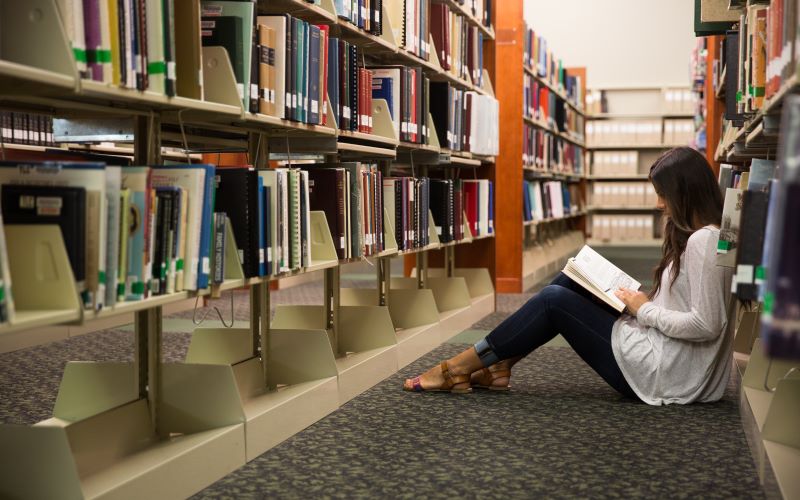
left=523, top=0, right=697, bottom=89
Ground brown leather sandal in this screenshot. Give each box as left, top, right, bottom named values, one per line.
left=471, top=367, right=511, bottom=391
left=405, top=361, right=472, bottom=393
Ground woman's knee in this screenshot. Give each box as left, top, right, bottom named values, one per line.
left=537, top=284, right=571, bottom=305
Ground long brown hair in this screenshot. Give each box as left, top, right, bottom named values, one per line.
left=649, top=147, right=723, bottom=299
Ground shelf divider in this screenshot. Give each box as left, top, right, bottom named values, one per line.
left=202, top=46, right=245, bottom=109
left=0, top=0, right=79, bottom=86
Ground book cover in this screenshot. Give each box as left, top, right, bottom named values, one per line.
left=306, top=168, right=346, bottom=259
left=308, top=24, right=321, bottom=124
left=734, top=189, right=770, bottom=300
left=257, top=15, right=287, bottom=118
left=174, top=0, right=204, bottom=99
left=104, top=166, right=122, bottom=307
left=215, top=167, right=260, bottom=278
left=117, top=188, right=131, bottom=301
left=212, top=212, right=227, bottom=284
left=146, top=0, right=166, bottom=94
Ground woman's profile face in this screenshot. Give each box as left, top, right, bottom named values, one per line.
left=655, top=189, right=668, bottom=215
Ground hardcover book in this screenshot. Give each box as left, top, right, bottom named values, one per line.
left=562, top=245, right=642, bottom=312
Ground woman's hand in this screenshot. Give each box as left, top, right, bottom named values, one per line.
left=614, top=288, right=649, bottom=315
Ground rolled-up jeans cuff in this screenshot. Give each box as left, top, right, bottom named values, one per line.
left=474, top=338, right=500, bottom=367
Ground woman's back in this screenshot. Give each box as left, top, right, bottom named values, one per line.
left=613, top=226, right=735, bottom=405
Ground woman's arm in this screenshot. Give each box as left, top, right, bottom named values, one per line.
left=635, top=229, right=730, bottom=342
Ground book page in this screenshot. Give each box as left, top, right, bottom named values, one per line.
left=573, top=245, right=641, bottom=294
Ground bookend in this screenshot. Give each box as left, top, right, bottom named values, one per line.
left=482, top=68, right=496, bottom=97
left=426, top=111, right=443, bottom=153
left=320, top=0, right=338, bottom=17
left=272, top=301, right=398, bottom=404
left=461, top=209, right=474, bottom=242
left=380, top=2, right=400, bottom=48
left=411, top=220, right=495, bottom=342
left=429, top=34, right=445, bottom=73
left=273, top=212, right=398, bottom=404
left=740, top=340, right=800, bottom=484
left=0, top=0, right=78, bottom=92
left=0, top=225, right=83, bottom=348
left=185, top=211, right=340, bottom=459
left=0, top=360, right=247, bottom=499
left=308, top=210, right=340, bottom=269
left=184, top=325, right=340, bottom=462
left=372, top=98, right=398, bottom=142
left=201, top=46, right=244, bottom=109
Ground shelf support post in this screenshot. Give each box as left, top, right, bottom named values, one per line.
left=377, top=256, right=390, bottom=307
left=133, top=113, right=163, bottom=434
left=324, top=266, right=341, bottom=356
left=249, top=131, right=275, bottom=389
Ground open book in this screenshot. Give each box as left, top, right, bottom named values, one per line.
left=562, top=245, right=642, bottom=312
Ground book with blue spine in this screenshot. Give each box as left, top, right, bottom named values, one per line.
left=121, top=166, right=150, bottom=300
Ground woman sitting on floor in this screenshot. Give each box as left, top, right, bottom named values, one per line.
left=404, top=147, right=735, bottom=405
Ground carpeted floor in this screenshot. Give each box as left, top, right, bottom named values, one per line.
left=193, top=342, right=762, bottom=499
left=191, top=249, right=763, bottom=499
left=0, top=249, right=766, bottom=497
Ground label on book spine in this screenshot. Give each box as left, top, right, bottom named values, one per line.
left=735, top=264, right=753, bottom=285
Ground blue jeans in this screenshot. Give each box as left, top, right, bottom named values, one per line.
left=475, top=273, right=639, bottom=400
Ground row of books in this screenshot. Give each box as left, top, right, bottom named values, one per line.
left=54, top=1, right=489, bottom=120
left=591, top=215, right=655, bottom=242
left=757, top=96, right=800, bottom=360
left=591, top=182, right=657, bottom=207
left=0, top=113, right=55, bottom=147
left=523, top=180, right=582, bottom=223
left=428, top=178, right=490, bottom=243
left=386, top=177, right=493, bottom=250
left=720, top=1, right=797, bottom=121
left=663, top=119, right=696, bottom=147
left=454, top=0, right=493, bottom=28
left=429, top=83, right=499, bottom=155
left=586, top=120, right=665, bottom=146
left=523, top=75, right=561, bottom=126
left=590, top=151, right=640, bottom=177
left=0, top=161, right=216, bottom=311
left=460, top=179, right=493, bottom=238
left=333, top=0, right=383, bottom=35
left=584, top=89, right=697, bottom=116
left=254, top=15, right=373, bottom=130
left=522, top=24, right=584, bottom=110
left=716, top=159, right=777, bottom=273
left=430, top=4, right=484, bottom=87
left=715, top=157, right=786, bottom=353
left=371, top=66, right=430, bottom=143
left=523, top=125, right=585, bottom=175
left=58, top=0, right=179, bottom=93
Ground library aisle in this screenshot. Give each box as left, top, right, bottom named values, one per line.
left=0, top=255, right=765, bottom=498
left=2, top=0, right=800, bottom=497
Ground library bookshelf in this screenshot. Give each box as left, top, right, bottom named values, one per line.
left=585, top=85, right=698, bottom=247
left=706, top=10, right=800, bottom=495
left=0, top=0, right=500, bottom=497
left=498, top=16, right=588, bottom=294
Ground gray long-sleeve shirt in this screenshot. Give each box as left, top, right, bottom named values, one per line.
left=612, top=226, right=734, bottom=405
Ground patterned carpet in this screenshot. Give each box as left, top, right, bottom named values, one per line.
left=194, top=344, right=762, bottom=499
left=0, top=250, right=766, bottom=497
